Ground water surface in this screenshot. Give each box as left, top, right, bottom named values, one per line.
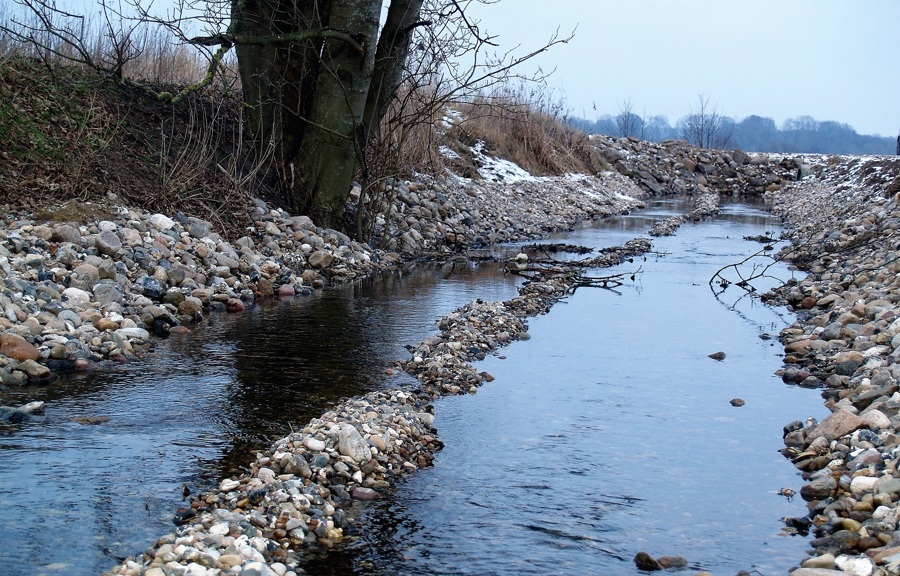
left=301, top=203, right=825, bottom=575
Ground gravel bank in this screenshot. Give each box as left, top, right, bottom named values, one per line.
left=0, top=171, right=644, bottom=398
left=764, top=154, right=900, bottom=575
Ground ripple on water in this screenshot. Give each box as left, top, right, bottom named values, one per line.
left=303, top=203, right=825, bottom=576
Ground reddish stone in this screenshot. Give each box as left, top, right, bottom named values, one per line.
left=807, top=410, right=866, bottom=442
left=73, top=359, right=98, bottom=372
left=226, top=298, right=245, bottom=313
left=168, top=326, right=192, bottom=335
left=0, top=333, right=40, bottom=362
left=255, top=278, right=274, bottom=298
left=351, top=487, right=380, bottom=501
left=277, top=284, right=295, bottom=297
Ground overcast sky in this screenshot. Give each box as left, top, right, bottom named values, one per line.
left=462, top=0, right=900, bottom=137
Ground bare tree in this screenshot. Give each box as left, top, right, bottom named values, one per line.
left=2, top=0, right=571, bottom=231
left=614, top=98, right=639, bottom=138
left=677, top=93, right=733, bottom=149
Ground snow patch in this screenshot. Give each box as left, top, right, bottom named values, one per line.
left=442, top=108, right=463, bottom=130
left=471, top=141, right=535, bottom=183
left=439, top=145, right=461, bottom=160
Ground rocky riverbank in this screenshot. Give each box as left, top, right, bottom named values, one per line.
left=763, top=154, right=900, bottom=575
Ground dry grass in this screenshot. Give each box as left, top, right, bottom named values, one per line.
left=0, top=2, right=262, bottom=235
left=448, top=84, right=602, bottom=177
left=1, top=4, right=601, bottom=240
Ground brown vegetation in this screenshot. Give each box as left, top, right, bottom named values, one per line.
left=0, top=14, right=597, bottom=238
left=449, top=85, right=605, bottom=177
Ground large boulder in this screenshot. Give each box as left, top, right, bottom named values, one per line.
left=337, top=424, right=371, bottom=464
left=806, top=410, right=866, bottom=442
left=0, top=333, right=40, bottom=362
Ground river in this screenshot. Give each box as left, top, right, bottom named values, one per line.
left=0, top=199, right=825, bottom=575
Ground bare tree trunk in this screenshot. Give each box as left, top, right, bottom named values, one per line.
left=232, top=0, right=411, bottom=228
left=232, top=0, right=324, bottom=170
left=362, top=0, right=425, bottom=143
left=292, top=0, right=380, bottom=226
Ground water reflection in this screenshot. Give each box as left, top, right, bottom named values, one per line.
left=0, top=261, right=519, bottom=575
left=301, top=204, right=826, bottom=576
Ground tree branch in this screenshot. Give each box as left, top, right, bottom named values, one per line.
left=190, top=28, right=364, bottom=54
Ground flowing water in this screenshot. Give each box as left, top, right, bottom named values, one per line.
left=0, top=199, right=826, bottom=576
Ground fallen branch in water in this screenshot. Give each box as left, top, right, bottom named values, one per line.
left=505, top=264, right=642, bottom=293
left=709, top=244, right=787, bottom=296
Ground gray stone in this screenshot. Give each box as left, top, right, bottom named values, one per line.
left=284, top=454, right=311, bottom=478
left=95, top=231, right=122, bottom=256
left=876, top=477, right=900, bottom=495
left=97, top=259, right=117, bottom=280
left=18, top=359, right=51, bottom=380
left=289, top=215, right=315, bottom=231
left=71, top=264, right=100, bottom=290
left=51, top=224, right=82, bottom=244
left=120, top=227, right=143, bottom=247
left=337, top=424, right=371, bottom=463
left=800, top=476, right=837, bottom=501
left=184, top=217, right=211, bottom=239
left=92, top=282, right=124, bottom=305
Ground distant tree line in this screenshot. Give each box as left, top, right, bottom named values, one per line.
left=573, top=104, right=895, bottom=155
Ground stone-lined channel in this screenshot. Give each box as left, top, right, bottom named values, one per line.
left=0, top=200, right=824, bottom=575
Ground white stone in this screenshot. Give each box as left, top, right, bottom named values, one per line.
left=62, top=287, right=91, bottom=307
left=338, top=424, right=372, bottom=463
left=861, top=409, right=891, bottom=430
left=258, top=467, right=276, bottom=484
left=19, top=401, right=45, bottom=414
left=242, top=562, right=278, bottom=576
left=834, top=554, right=874, bottom=576
left=873, top=505, right=893, bottom=519
left=850, top=475, right=878, bottom=497
left=149, top=213, right=176, bottom=230
left=115, top=327, right=150, bottom=341
left=304, top=437, right=326, bottom=452
left=209, top=522, right=230, bottom=536
left=238, top=545, right=265, bottom=563
left=220, top=478, right=240, bottom=492
left=185, top=563, right=210, bottom=576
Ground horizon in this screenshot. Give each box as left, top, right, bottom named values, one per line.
left=464, top=0, right=900, bottom=139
